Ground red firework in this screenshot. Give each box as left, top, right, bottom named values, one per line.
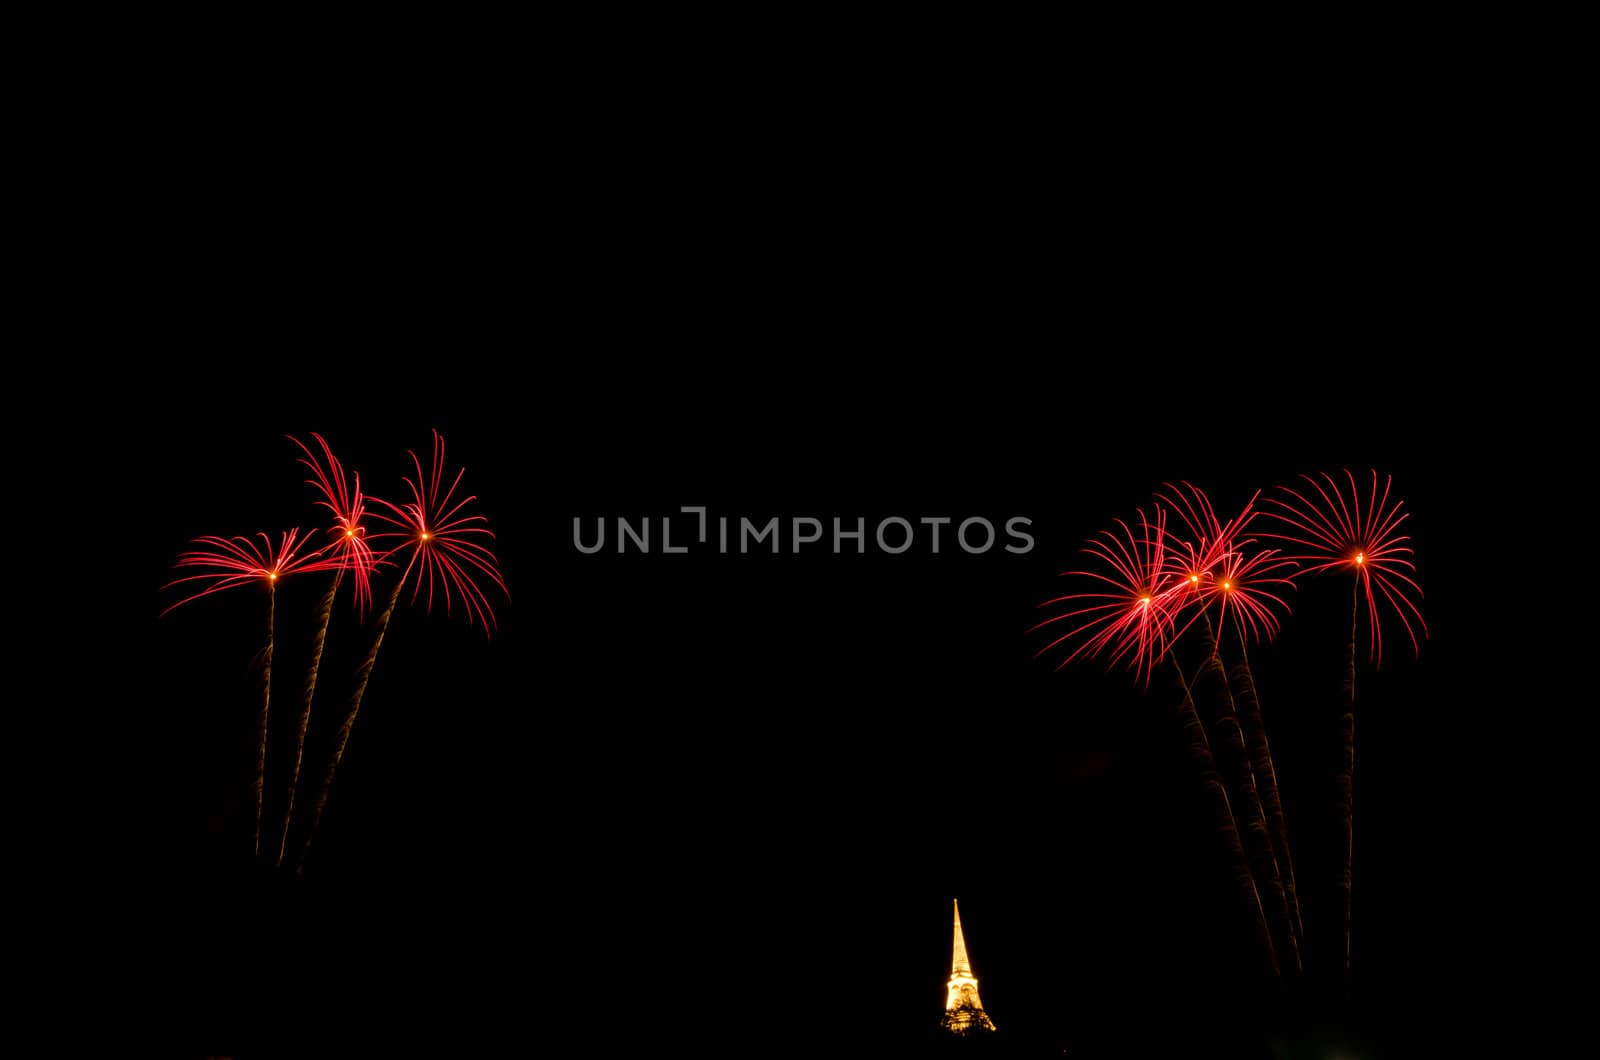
left=289, top=433, right=377, bottom=615
left=369, top=429, right=508, bottom=632
left=1157, top=482, right=1294, bottom=644
left=1263, top=469, right=1427, bottom=665
left=1194, top=546, right=1298, bottom=645
left=1159, top=481, right=1260, bottom=577
left=1032, top=506, right=1182, bottom=684
left=161, top=530, right=335, bottom=614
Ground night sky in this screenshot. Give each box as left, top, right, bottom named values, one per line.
left=117, top=366, right=1500, bottom=1057
left=19, top=50, right=1550, bottom=1054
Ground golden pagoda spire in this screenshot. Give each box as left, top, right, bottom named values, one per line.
left=941, top=898, right=997, bottom=1034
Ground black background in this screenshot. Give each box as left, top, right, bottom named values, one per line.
left=15, top=37, right=1560, bottom=1054
left=119, top=358, right=1495, bottom=1056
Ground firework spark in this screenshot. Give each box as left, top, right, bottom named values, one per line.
left=1263, top=469, right=1426, bottom=665
left=1193, top=546, right=1298, bottom=646
left=1147, top=482, right=1296, bottom=646
left=1032, top=507, right=1182, bottom=685
left=161, top=530, right=334, bottom=614
left=369, top=429, right=508, bottom=631
left=289, top=433, right=377, bottom=616
left=1159, top=480, right=1260, bottom=576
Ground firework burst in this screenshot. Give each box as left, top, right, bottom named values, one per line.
left=1159, top=480, right=1259, bottom=575
left=369, top=429, right=508, bottom=631
left=161, top=530, right=334, bottom=614
left=290, top=432, right=377, bottom=615
left=1032, top=506, right=1182, bottom=685
left=1263, top=469, right=1426, bottom=665
left=1194, top=546, right=1298, bottom=646
left=1035, top=473, right=1426, bottom=978
left=1153, top=482, right=1296, bottom=644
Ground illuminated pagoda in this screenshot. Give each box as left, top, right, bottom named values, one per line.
left=940, top=898, right=997, bottom=1034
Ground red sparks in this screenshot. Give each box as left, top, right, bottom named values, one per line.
left=1032, top=506, right=1182, bottom=685
left=162, top=530, right=336, bottom=615
left=369, top=429, right=508, bottom=633
left=289, top=433, right=377, bottom=616
left=1158, top=481, right=1294, bottom=644
left=1263, top=469, right=1427, bottom=665
left=1192, top=545, right=1298, bottom=645
left=1159, top=480, right=1261, bottom=576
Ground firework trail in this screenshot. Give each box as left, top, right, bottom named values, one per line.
left=1166, top=651, right=1280, bottom=977
left=273, top=434, right=376, bottom=867
left=1221, top=611, right=1305, bottom=958
left=1264, top=469, right=1426, bottom=972
left=164, top=530, right=333, bottom=857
